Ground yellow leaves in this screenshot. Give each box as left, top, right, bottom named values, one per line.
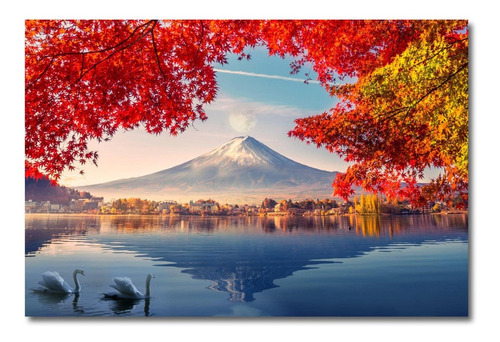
left=351, top=21, right=468, bottom=191
left=437, top=121, right=449, bottom=137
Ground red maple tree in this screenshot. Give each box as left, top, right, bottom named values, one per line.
left=25, top=20, right=468, bottom=206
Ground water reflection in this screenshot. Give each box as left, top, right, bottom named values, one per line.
left=102, top=297, right=152, bottom=316
left=31, top=291, right=85, bottom=314
left=25, top=215, right=101, bottom=254
left=34, top=291, right=72, bottom=305
left=259, top=214, right=468, bottom=237
left=26, top=214, right=468, bottom=303
left=71, top=294, right=85, bottom=314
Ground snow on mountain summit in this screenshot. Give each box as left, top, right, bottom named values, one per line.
left=78, top=136, right=339, bottom=203
left=199, top=136, right=295, bottom=167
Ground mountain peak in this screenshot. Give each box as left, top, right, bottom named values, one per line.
left=231, top=135, right=253, bottom=143
left=202, top=136, right=289, bottom=168
left=79, top=136, right=338, bottom=203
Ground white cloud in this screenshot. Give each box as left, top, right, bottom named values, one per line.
left=213, top=68, right=321, bottom=84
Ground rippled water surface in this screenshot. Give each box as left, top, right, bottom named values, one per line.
left=25, top=214, right=468, bottom=317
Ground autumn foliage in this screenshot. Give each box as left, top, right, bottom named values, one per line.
left=25, top=20, right=468, bottom=206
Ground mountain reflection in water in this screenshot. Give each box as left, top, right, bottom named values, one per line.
left=25, top=214, right=468, bottom=303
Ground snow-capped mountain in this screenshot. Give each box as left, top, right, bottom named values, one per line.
left=78, top=136, right=338, bottom=203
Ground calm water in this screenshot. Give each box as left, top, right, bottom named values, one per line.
left=25, top=214, right=468, bottom=317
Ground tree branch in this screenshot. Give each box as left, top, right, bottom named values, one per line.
left=27, top=20, right=157, bottom=90
left=73, top=21, right=156, bottom=84
left=52, top=20, right=156, bottom=58
left=25, top=56, right=55, bottom=91
left=395, top=62, right=468, bottom=135
left=412, top=37, right=467, bottom=69
left=409, top=62, right=468, bottom=112
left=375, top=62, right=467, bottom=124
left=150, top=21, right=166, bottom=80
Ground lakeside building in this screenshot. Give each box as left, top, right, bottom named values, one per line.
left=158, top=201, right=178, bottom=211
left=189, top=200, right=218, bottom=214
left=25, top=196, right=104, bottom=214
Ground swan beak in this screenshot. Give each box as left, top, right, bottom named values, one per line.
left=82, top=271, right=86, bottom=276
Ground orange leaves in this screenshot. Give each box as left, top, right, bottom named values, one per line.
left=289, top=20, right=468, bottom=206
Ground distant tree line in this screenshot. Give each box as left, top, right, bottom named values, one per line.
left=107, top=198, right=159, bottom=214
left=262, top=198, right=341, bottom=212
left=25, top=176, right=92, bottom=205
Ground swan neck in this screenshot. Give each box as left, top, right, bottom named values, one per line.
left=73, top=270, right=81, bottom=293
left=145, top=275, right=152, bottom=297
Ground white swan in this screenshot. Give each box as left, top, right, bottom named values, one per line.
left=37, top=269, right=85, bottom=294
left=103, top=274, right=155, bottom=299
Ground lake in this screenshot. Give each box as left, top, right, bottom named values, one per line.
left=25, top=213, right=468, bottom=317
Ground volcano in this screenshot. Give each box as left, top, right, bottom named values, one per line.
left=77, top=136, right=338, bottom=203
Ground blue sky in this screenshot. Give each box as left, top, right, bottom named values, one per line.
left=60, top=46, right=350, bottom=187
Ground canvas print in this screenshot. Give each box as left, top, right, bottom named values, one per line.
left=25, top=20, right=468, bottom=317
